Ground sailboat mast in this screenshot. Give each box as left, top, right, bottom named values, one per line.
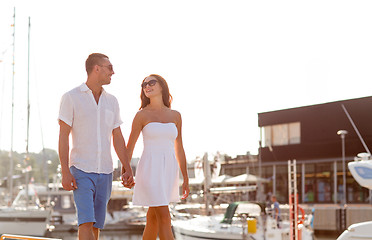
left=25, top=16, right=31, bottom=208
left=8, top=7, right=15, bottom=204
left=27, top=17, right=30, bottom=154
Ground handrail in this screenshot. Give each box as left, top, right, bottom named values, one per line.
left=0, top=235, right=61, bottom=240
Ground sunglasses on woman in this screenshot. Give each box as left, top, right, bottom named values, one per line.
left=141, top=80, right=158, bottom=88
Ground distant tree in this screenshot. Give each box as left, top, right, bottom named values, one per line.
left=0, top=148, right=59, bottom=187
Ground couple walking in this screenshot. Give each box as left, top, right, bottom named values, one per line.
left=58, top=53, right=190, bottom=240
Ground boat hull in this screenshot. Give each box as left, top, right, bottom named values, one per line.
left=337, top=221, right=372, bottom=240
left=172, top=214, right=314, bottom=240
left=172, top=215, right=258, bottom=240
left=0, top=208, right=50, bottom=236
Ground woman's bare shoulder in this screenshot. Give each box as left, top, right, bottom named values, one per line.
left=133, top=110, right=148, bottom=123
left=170, top=109, right=181, bottom=117
left=169, top=109, right=182, bottom=124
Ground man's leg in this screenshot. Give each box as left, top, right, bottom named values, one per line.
left=78, top=222, right=95, bottom=240
left=93, top=227, right=100, bottom=240
left=93, top=172, right=113, bottom=233
left=70, top=167, right=97, bottom=239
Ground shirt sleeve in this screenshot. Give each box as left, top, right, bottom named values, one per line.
left=113, top=97, right=123, bottom=129
left=58, top=92, right=74, bottom=127
left=274, top=202, right=279, bottom=209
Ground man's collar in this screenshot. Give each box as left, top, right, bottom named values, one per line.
left=79, top=83, right=90, bottom=92
left=79, top=83, right=106, bottom=94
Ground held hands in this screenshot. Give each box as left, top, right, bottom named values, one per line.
left=61, top=171, right=77, bottom=191
left=121, top=171, right=135, bottom=189
left=181, top=181, right=190, bottom=200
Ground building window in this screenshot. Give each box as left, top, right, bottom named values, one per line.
left=263, top=126, right=272, bottom=147
left=263, top=122, right=301, bottom=147
left=289, top=122, right=301, bottom=144
left=273, top=124, right=289, bottom=146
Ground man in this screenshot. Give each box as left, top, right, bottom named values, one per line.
left=271, top=195, right=281, bottom=228
left=58, top=53, right=134, bottom=240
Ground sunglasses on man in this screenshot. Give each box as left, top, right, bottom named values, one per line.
left=99, top=64, right=114, bottom=72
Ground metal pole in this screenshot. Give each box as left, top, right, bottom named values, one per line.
left=302, top=163, right=305, bottom=203
left=294, top=160, right=298, bottom=240
left=203, top=153, right=212, bottom=215
left=258, top=128, right=263, bottom=202
left=337, top=130, right=348, bottom=205
left=342, top=134, right=347, bottom=205
left=334, top=161, right=337, bottom=204
left=273, top=164, right=276, bottom=196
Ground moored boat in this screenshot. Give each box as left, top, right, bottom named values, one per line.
left=172, top=201, right=314, bottom=240
left=0, top=187, right=52, bottom=236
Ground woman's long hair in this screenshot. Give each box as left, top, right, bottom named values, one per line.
left=140, top=74, right=173, bottom=110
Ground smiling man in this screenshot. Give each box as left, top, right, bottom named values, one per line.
left=58, top=53, right=134, bottom=240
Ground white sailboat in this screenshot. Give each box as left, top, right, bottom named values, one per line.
left=0, top=12, right=52, bottom=236
left=172, top=201, right=314, bottom=240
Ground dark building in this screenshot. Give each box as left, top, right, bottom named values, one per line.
left=257, top=96, right=372, bottom=204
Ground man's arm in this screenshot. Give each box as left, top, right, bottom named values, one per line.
left=58, top=120, right=77, bottom=191
left=112, top=126, right=134, bottom=188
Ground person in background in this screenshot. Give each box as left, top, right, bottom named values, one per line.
left=271, top=195, right=281, bottom=228
left=125, top=74, right=190, bottom=240
left=58, top=53, right=134, bottom=240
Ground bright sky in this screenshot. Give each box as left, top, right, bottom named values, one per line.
left=1, top=0, right=372, bottom=162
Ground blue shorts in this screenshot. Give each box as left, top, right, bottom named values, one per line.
left=70, top=166, right=112, bottom=229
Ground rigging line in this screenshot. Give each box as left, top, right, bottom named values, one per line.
left=0, top=32, right=15, bottom=151
left=0, top=53, right=9, bottom=150
left=341, top=104, right=371, bottom=155
left=25, top=16, right=31, bottom=208
left=29, top=20, right=48, bottom=184
left=1, top=44, right=13, bottom=55
left=33, top=52, right=45, bottom=151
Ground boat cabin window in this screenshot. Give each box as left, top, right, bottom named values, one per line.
left=61, top=195, right=72, bottom=209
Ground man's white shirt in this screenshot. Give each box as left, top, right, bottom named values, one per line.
left=58, top=83, right=123, bottom=174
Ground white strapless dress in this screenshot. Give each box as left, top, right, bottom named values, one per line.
left=132, top=122, right=180, bottom=206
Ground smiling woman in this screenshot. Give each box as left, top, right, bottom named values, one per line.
left=125, top=74, right=189, bottom=239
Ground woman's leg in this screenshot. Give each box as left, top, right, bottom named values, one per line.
left=153, top=206, right=174, bottom=240
left=143, top=207, right=159, bottom=240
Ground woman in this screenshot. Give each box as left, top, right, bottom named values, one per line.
left=125, top=74, right=190, bottom=240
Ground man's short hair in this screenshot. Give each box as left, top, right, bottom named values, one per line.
left=85, top=53, right=109, bottom=74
